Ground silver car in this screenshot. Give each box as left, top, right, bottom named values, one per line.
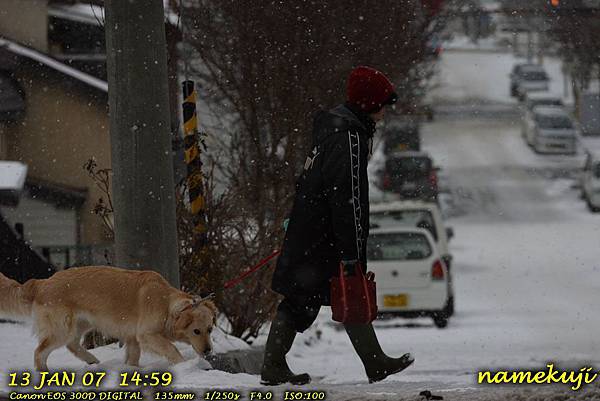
left=511, top=64, right=550, bottom=100
left=521, top=92, right=563, bottom=146
left=531, top=106, right=577, bottom=155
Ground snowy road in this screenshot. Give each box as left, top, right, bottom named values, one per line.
left=280, top=110, right=600, bottom=399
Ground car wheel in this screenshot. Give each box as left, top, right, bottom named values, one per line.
left=588, top=199, right=600, bottom=213
left=433, top=315, right=448, bottom=329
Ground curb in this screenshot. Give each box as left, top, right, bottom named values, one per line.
left=207, top=346, right=264, bottom=375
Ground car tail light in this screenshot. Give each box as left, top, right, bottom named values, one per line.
left=431, top=260, right=445, bottom=280
left=428, top=171, right=438, bottom=189
left=383, top=173, right=391, bottom=190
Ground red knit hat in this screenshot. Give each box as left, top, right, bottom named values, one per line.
left=347, top=66, right=397, bottom=113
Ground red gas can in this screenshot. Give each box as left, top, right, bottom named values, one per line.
left=331, top=262, right=378, bottom=324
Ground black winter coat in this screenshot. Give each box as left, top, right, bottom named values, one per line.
left=271, top=104, right=375, bottom=306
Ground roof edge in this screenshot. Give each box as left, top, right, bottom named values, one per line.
left=0, top=37, right=108, bottom=93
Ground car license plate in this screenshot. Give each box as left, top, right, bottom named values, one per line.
left=383, top=294, right=409, bottom=307
left=402, top=182, right=416, bottom=190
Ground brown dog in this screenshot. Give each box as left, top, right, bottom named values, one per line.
left=0, top=266, right=217, bottom=371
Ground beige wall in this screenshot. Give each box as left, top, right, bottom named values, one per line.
left=0, top=0, right=48, bottom=52
left=2, top=62, right=111, bottom=245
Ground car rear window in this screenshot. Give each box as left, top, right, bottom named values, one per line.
left=528, top=99, right=562, bottom=110
left=367, top=232, right=432, bottom=261
left=522, top=71, right=547, bottom=81
left=388, top=157, right=431, bottom=173
left=371, top=210, right=435, bottom=229
left=535, top=115, right=573, bottom=129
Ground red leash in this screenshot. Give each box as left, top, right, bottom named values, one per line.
left=223, top=249, right=281, bottom=290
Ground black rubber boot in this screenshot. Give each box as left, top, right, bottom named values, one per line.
left=344, top=323, right=414, bottom=383
left=260, top=311, right=311, bottom=386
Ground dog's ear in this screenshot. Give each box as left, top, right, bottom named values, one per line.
left=174, top=310, right=194, bottom=332
left=201, top=300, right=218, bottom=324
left=171, top=297, right=194, bottom=316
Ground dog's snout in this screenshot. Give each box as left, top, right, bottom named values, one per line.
left=204, top=345, right=213, bottom=355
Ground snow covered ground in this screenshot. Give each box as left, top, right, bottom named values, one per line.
left=3, top=48, right=600, bottom=400
left=427, top=49, right=571, bottom=105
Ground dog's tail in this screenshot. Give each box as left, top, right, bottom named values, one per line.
left=0, top=273, right=37, bottom=318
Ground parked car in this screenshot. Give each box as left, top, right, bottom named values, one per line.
left=367, top=227, right=451, bottom=328
left=370, top=200, right=453, bottom=267
left=521, top=93, right=564, bottom=146
left=509, top=64, right=549, bottom=100
left=380, top=151, right=438, bottom=202
left=383, top=119, right=420, bottom=153
left=510, top=63, right=537, bottom=96
left=530, top=106, right=577, bottom=154
left=581, top=149, right=600, bottom=212
left=370, top=200, right=455, bottom=316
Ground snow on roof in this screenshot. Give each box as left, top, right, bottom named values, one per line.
left=387, top=150, right=432, bottom=158
left=48, top=3, right=105, bottom=26
left=48, top=2, right=179, bottom=27
left=0, top=37, right=108, bottom=93
left=521, top=64, right=546, bottom=72
left=481, top=1, right=501, bottom=13
left=369, top=226, right=434, bottom=239
left=532, top=105, right=569, bottom=117
left=525, top=91, right=562, bottom=101
left=370, top=200, right=440, bottom=213
left=0, top=161, right=27, bottom=191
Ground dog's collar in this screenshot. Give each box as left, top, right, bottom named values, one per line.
left=180, top=301, right=195, bottom=314
left=179, top=293, right=215, bottom=314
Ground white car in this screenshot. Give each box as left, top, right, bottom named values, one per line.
left=511, top=64, right=550, bottom=100
left=582, top=149, right=600, bottom=212
left=370, top=201, right=454, bottom=316
left=521, top=92, right=563, bottom=146
left=368, top=227, right=451, bottom=328
left=370, top=201, right=453, bottom=268
left=531, top=106, right=577, bottom=154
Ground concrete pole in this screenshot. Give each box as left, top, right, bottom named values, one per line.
left=104, top=0, right=180, bottom=287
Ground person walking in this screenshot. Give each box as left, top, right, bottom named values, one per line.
left=261, top=66, right=414, bottom=386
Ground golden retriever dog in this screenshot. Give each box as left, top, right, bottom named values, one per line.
left=0, top=266, right=217, bottom=371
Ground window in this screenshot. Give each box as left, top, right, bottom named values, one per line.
left=367, top=232, right=432, bottom=261
left=535, top=114, right=573, bottom=129
left=522, top=71, right=548, bottom=81
left=594, top=163, right=600, bottom=179
left=371, top=210, right=438, bottom=241
left=0, top=73, right=25, bottom=122
left=529, top=99, right=562, bottom=111
left=371, top=210, right=434, bottom=228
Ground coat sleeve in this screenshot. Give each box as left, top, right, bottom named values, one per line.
left=322, top=128, right=366, bottom=262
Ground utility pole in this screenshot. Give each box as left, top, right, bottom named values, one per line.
left=104, top=0, right=180, bottom=287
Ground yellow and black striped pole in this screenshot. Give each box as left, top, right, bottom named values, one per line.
left=182, top=80, right=207, bottom=239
